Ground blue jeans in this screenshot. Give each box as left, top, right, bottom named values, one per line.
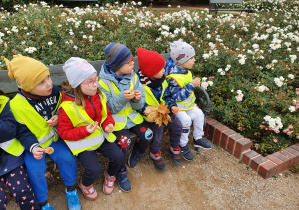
left=24, top=138, right=77, bottom=204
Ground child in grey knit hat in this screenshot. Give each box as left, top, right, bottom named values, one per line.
left=165, top=39, right=214, bottom=162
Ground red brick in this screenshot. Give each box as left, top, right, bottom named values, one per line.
left=206, top=122, right=222, bottom=142
left=272, top=152, right=290, bottom=171
left=279, top=150, right=296, bottom=168
left=213, top=125, right=230, bottom=145
left=242, top=150, right=259, bottom=165
left=250, top=155, right=268, bottom=172
left=205, top=118, right=218, bottom=125
left=266, top=155, right=284, bottom=174
left=220, top=129, right=237, bottom=150
left=290, top=144, right=299, bottom=152
left=235, top=138, right=252, bottom=153
left=285, top=147, right=299, bottom=165
left=227, top=134, right=244, bottom=154
left=258, top=161, right=277, bottom=179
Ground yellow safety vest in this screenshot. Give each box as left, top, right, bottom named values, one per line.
left=142, top=80, right=168, bottom=122
left=0, top=96, right=22, bottom=156
left=60, top=93, right=116, bottom=155
left=166, top=71, right=197, bottom=111
left=98, top=73, right=144, bottom=131
left=9, top=93, right=61, bottom=156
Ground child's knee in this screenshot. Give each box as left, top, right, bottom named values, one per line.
left=180, top=116, right=192, bottom=128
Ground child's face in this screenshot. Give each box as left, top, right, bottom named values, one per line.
left=80, top=73, right=98, bottom=96
left=151, top=68, right=165, bottom=80
left=179, top=57, right=196, bottom=69
left=30, top=75, right=53, bottom=96
left=115, top=57, right=134, bottom=76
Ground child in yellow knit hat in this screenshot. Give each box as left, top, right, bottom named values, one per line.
left=4, top=55, right=81, bottom=210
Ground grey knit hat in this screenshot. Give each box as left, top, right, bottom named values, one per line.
left=170, top=39, right=195, bottom=65
left=105, top=42, right=133, bottom=72
left=63, top=57, right=97, bottom=88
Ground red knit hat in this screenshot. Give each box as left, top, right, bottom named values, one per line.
left=137, top=48, right=165, bottom=77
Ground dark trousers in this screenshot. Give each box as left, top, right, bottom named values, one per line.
left=149, top=113, right=182, bottom=154
left=0, top=165, right=40, bottom=210
left=77, top=140, right=123, bottom=187
left=114, top=121, right=153, bottom=168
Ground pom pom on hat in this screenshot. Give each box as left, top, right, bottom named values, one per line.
left=170, top=39, right=195, bottom=66
left=105, top=43, right=133, bottom=72
left=63, top=57, right=97, bottom=88
left=137, top=48, right=165, bottom=77
left=4, top=55, right=50, bottom=92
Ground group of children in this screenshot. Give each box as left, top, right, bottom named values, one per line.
left=0, top=39, right=213, bottom=210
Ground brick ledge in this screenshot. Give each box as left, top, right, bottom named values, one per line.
left=204, top=117, right=299, bottom=179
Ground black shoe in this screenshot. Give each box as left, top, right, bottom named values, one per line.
left=149, top=152, right=166, bottom=171
left=169, top=146, right=181, bottom=165
left=180, top=145, right=194, bottom=161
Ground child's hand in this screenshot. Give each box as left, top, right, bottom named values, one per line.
left=105, top=124, right=114, bottom=133
left=47, top=115, right=58, bottom=127
left=86, top=121, right=98, bottom=134
left=171, top=106, right=180, bottom=114
left=191, top=77, right=201, bottom=87
left=134, top=90, right=142, bottom=101
left=124, top=90, right=135, bottom=100
left=33, top=147, right=45, bottom=160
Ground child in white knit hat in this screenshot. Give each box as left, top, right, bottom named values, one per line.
left=164, top=39, right=214, bottom=161
left=58, top=57, right=124, bottom=198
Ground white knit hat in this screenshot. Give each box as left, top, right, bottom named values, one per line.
left=63, top=57, right=97, bottom=88
left=170, top=39, right=195, bottom=65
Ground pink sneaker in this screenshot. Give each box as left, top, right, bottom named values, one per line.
left=78, top=179, right=98, bottom=201
left=103, top=171, right=116, bottom=195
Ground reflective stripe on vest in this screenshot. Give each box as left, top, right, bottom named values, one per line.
left=142, top=80, right=168, bottom=121
left=98, top=74, right=143, bottom=131
left=60, top=93, right=116, bottom=155
left=0, top=96, right=24, bottom=156
left=9, top=93, right=61, bottom=155
left=166, top=72, right=196, bottom=111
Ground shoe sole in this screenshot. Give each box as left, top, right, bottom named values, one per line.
left=182, top=155, right=193, bottom=161
left=193, top=144, right=214, bottom=150
left=78, top=182, right=98, bottom=201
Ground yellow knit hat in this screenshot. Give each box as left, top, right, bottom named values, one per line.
left=4, top=55, right=50, bottom=92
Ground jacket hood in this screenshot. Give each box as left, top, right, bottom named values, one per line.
left=61, top=90, right=75, bottom=102
left=164, top=58, right=188, bottom=75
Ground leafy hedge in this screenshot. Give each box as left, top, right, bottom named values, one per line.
left=0, top=1, right=298, bottom=155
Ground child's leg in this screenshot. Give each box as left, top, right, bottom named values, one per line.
left=175, top=111, right=192, bottom=147
left=167, top=114, right=182, bottom=149
left=97, top=141, right=123, bottom=176
left=48, top=138, right=77, bottom=187
left=130, top=121, right=153, bottom=153
left=113, top=129, right=132, bottom=169
left=5, top=165, right=39, bottom=209
left=24, top=151, right=48, bottom=204
left=0, top=176, right=8, bottom=209
left=187, top=106, right=205, bottom=140
left=148, top=122, right=163, bottom=155
left=77, top=150, right=101, bottom=186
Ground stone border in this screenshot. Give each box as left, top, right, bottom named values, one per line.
left=204, top=117, right=299, bottom=179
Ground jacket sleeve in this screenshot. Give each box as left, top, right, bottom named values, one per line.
left=98, top=85, right=129, bottom=114
left=101, top=105, right=115, bottom=130
left=130, top=76, right=145, bottom=110
left=16, top=122, right=40, bottom=153
left=57, top=108, right=91, bottom=141
left=162, top=86, right=178, bottom=114
left=166, top=77, right=195, bottom=102
left=0, top=103, right=17, bottom=143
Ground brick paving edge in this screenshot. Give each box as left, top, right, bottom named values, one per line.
left=204, top=116, right=299, bottom=179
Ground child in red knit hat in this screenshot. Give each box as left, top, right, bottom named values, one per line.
left=137, top=48, right=183, bottom=170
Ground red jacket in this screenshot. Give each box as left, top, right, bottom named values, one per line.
left=57, top=90, right=115, bottom=141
